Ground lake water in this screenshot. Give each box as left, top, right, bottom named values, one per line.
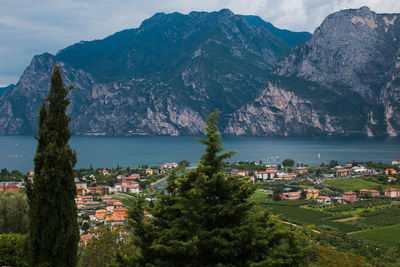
left=1, top=135, right=400, bottom=172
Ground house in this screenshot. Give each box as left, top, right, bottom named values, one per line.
left=81, top=195, right=93, bottom=201
left=317, top=196, right=331, bottom=204
left=280, top=192, right=301, bottom=200
left=332, top=197, right=345, bottom=204
left=345, top=163, right=353, bottom=168
left=113, top=207, right=128, bottom=217
left=297, top=167, right=308, bottom=175
left=122, top=176, right=138, bottom=185
left=102, top=169, right=111, bottom=176
left=255, top=168, right=277, bottom=181
left=352, top=166, right=367, bottom=175
left=105, top=204, right=115, bottom=212
left=101, top=196, right=113, bottom=202
left=392, top=158, right=400, bottom=165
left=231, top=169, right=248, bottom=177
left=88, top=185, right=110, bottom=195
left=145, top=168, right=153, bottom=175
left=369, top=190, right=380, bottom=197
left=336, top=169, right=352, bottom=177
left=278, top=172, right=296, bottom=180
left=95, top=209, right=108, bottom=220
left=112, top=200, right=123, bottom=207
left=76, top=182, right=88, bottom=195
left=0, top=184, right=19, bottom=193
left=358, top=189, right=370, bottom=197
left=305, top=189, right=320, bottom=199
left=29, top=170, right=34, bottom=177
left=161, top=162, right=178, bottom=169
left=388, top=176, right=397, bottom=183
left=385, top=188, right=399, bottom=198
left=342, top=192, right=358, bottom=202
left=385, top=169, right=397, bottom=176
left=84, top=201, right=101, bottom=208
left=120, top=184, right=140, bottom=194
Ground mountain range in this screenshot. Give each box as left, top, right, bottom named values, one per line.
left=0, top=7, right=399, bottom=136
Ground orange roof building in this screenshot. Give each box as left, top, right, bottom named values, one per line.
left=113, top=207, right=128, bottom=217
left=342, top=192, right=358, bottom=202
left=95, top=209, right=108, bottom=220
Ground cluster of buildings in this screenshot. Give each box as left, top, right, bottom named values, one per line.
left=0, top=182, right=21, bottom=193
left=231, top=166, right=299, bottom=182
left=334, top=164, right=377, bottom=178
left=279, top=187, right=400, bottom=204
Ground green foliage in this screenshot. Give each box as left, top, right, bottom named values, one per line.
left=350, top=224, right=400, bottom=247
left=0, top=192, right=29, bottom=234
left=360, top=207, right=400, bottom=227
left=282, top=158, right=295, bottom=167
left=79, top=226, right=136, bottom=267
left=329, top=160, right=339, bottom=168
left=259, top=203, right=360, bottom=233
left=0, top=234, right=28, bottom=267
left=0, top=168, right=24, bottom=182
left=177, top=159, right=190, bottom=169
left=25, top=66, right=79, bottom=267
left=126, top=109, right=310, bottom=266
left=323, top=176, right=400, bottom=191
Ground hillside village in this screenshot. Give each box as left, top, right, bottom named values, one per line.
left=1, top=157, right=400, bottom=247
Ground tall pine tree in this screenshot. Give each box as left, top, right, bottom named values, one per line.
left=127, top=109, right=310, bottom=266
left=25, top=66, right=79, bottom=267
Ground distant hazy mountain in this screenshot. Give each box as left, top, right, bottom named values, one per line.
left=1, top=7, right=399, bottom=136
left=0, top=84, right=15, bottom=97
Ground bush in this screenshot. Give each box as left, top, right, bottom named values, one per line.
left=282, top=158, right=295, bottom=167
left=0, top=234, right=28, bottom=266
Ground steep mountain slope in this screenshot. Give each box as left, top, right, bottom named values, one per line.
left=226, top=7, right=400, bottom=136
left=0, top=84, right=14, bottom=97
left=241, top=15, right=312, bottom=47
left=0, top=9, right=300, bottom=135
left=2, top=7, right=399, bottom=136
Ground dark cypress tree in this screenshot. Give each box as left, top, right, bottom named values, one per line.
left=25, top=66, right=79, bottom=267
left=128, top=109, right=310, bottom=266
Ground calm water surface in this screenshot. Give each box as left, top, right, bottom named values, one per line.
left=1, top=135, right=400, bottom=171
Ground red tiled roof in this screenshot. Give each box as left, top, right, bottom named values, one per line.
left=343, top=192, right=357, bottom=196
left=114, top=208, right=128, bottom=212
left=106, top=216, right=125, bottom=222
left=121, top=185, right=138, bottom=188
left=80, top=234, right=93, bottom=241
left=337, top=169, right=352, bottom=172
left=386, top=188, right=399, bottom=192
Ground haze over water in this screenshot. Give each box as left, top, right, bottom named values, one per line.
left=1, top=135, right=400, bottom=171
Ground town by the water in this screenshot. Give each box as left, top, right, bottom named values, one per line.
left=2, top=157, right=400, bottom=251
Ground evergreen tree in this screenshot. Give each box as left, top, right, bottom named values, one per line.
left=25, top=66, right=79, bottom=267
left=127, top=109, right=310, bottom=266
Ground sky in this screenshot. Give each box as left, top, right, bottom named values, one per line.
left=1, top=0, right=400, bottom=87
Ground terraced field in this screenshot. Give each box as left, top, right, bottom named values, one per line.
left=350, top=224, right=400, bottom=247
left=323, top=177, right=400, bottom=191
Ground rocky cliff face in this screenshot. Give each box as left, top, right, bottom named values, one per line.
left=226, top=7, right=400, bottom=136
left=1, top=7, right=399, bottom=136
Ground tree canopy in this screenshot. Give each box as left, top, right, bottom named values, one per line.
left=25, top=66, right=79, bottom=267
left=126, top=109, right=310, bottom=266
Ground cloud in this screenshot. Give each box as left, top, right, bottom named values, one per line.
left=1, top=0, right=400, bottom=85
